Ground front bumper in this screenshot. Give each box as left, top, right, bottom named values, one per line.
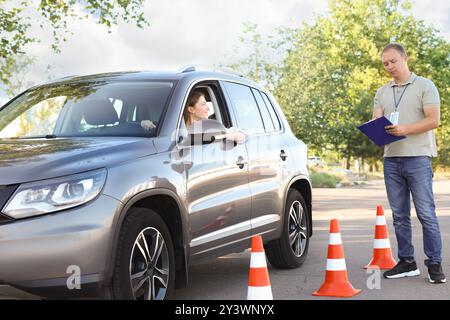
left=0, top=194, right=121, bottom=298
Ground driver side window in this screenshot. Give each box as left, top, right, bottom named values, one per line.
left=181, top=84, right=228, bottom=131
left=178, top=83, right=232, bottom=146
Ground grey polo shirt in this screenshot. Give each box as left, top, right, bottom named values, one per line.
left=373, top=73, right=440, bottom=157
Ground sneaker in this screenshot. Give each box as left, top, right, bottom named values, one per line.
left=383, top=260, right=420, bottom=279
left=428, top=264, right=447, bottom=284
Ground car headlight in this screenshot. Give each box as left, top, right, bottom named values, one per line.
left=2, top=168, right=107, bottom=219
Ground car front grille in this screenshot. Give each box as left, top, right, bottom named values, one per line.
left=0, top=185, right=19, bottom=224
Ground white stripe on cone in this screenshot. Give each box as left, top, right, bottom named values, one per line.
left=373, top=238, right=391, bottom=249
left=326, top=258, right=347, bottom=271
left=376, top=216, right=387, bottom=225
left=329, top=233, right=342, bottom=245
left=250, top=252, right=268, bottom=268
left=247, top=286, right=273, bottom=300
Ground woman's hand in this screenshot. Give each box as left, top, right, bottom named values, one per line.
left=225, top=131, right=247, bottom=144
left=141, top=120, right=156, bottom=131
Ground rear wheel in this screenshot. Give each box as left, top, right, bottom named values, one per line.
left=265, top=189, right=310, bottom=268
left=112, top=207, right=175, bottom=300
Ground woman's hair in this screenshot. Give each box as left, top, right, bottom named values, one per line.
left=183, top=90, right=205, bottom=127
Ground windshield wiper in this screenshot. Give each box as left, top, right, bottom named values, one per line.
left=5, top=134, right=57, bottom=140
left=9, top=134, right=58, bottom=139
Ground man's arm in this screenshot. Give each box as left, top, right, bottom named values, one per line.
left=385, top=105, right=440, bottom=136
left=372, top=107, right=383, bottom=119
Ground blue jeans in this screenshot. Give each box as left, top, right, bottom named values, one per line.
left=383, top=156, right=442, bottom=266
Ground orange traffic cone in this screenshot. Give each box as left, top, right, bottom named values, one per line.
left=313, top=219, right=361, bottom=298
left=364, top=205, right=397, bottom=269
left=247, top=235, right=273, bottom=300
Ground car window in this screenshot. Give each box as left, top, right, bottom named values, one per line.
left=80, top=98, right=124, bottom=132
left=261, top=92, right=281, bottom=131
left=0, top=81, right=174, bottom=138
left=251, top=88, right=276, bottom=133
left=181, top=85, right=224, bottom=130
left=224, top=82, right=265, bottom=134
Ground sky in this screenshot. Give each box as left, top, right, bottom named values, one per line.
left=1, top=0, right=449, bottom=103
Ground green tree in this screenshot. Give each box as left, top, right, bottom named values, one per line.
left=1, top=54, right=35, bottom=97
left=225, top=22, right=295, bottom=91
left=276, top=0, right=450, bottom=168
left=0, top=0, right=149, bottom=89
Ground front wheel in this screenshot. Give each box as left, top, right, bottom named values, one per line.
left=112, top=207, right=175, bottom=300
left=265, top=189, right=310, bottom=268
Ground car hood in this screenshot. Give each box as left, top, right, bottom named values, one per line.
left=0, top=137, right=157, bottom=185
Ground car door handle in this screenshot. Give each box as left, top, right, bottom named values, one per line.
left=236, top=156, right=247, bottom=169
left=280, top=150, right=288, bottom=161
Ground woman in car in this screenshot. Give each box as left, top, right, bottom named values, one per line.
left=183, top=90, right=246, bottom=143
left=183, top=90, right=210, bottom=128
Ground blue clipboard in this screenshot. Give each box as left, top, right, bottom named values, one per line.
left=357, top=117, right=406, bottom=147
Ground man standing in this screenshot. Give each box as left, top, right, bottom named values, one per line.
left=373, top=43, right=446, bottom=283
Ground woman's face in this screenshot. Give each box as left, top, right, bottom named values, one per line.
left=188, top=95, right=209, bottom=121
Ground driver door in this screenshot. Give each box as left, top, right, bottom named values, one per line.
left=181, top=83, right=252, bottom=260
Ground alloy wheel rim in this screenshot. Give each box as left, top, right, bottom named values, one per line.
left=288, top=200, right=307, bottom=257
left=129, top=227, right=170, bottom=300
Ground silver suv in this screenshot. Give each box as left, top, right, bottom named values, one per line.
left=0, top=68, right=312, bottom=299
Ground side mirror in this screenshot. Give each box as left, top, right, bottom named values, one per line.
left=179, top=119, right=227, bottom=146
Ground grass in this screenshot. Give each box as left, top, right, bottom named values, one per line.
left=310, top=171, right=342, bottom=188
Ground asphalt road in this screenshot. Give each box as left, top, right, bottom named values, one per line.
left=171, top=180, right=450, bottom=300
left=1, top=180, right=449, bottom=300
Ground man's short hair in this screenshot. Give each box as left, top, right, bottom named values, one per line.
left=382, top=43, right=408, bottom=57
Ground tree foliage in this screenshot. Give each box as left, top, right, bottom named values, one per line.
left=226, top=22, right=296, bottom=91
left=273, top=0, right=450, bottom=167
left=0, top=0, right=148, bottom=88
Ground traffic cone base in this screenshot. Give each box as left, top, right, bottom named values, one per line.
left=313, top=278, right=362, bottom=297
left=365, top=249, right=397, bottom=269
left=313, top=271, right=362, bottom=297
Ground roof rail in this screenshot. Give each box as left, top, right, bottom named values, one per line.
left=178, top=65, right=245, bottom=77
left=179, top=65, right=196, bottom=73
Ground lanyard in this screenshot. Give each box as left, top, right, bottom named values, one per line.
left=392, top=84, right=409, bottom=112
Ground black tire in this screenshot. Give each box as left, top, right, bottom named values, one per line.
left=112, top=207, right=175, bottom=300
left=265, top=189, right=310, bottom=269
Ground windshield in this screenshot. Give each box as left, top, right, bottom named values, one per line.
left=0, top=81, right=174, bottom=139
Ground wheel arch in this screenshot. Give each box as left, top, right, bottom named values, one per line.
left=285, top=176, right=313, bottom=237
left=106, top=189, right=189, bottom=290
